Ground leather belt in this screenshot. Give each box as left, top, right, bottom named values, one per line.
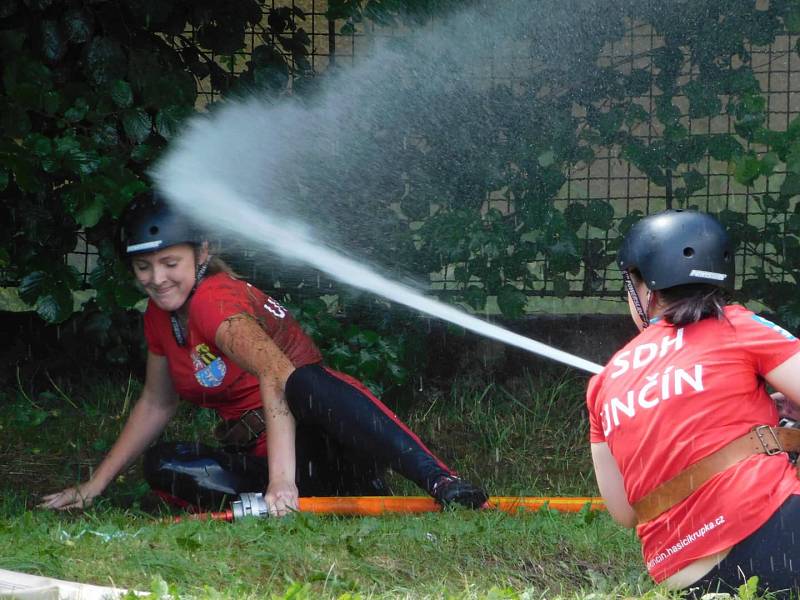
left=633, top=425, right=800, bottom=524
left=213, top=409, right=266, bottom=451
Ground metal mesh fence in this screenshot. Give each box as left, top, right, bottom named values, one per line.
left=64, top=5, right=800, bottom=307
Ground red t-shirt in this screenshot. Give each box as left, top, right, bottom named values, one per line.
left=587, top=305, right=800, bottom=582
left=144, top=273, right=323, bottom=455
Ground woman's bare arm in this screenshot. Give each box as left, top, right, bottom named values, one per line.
left=766, top=352, right=800, bottom=419
left=215, top=314, right=298, bottom=515
left=40, top=352, right=179, bottom=509
left=591, top=442, right=637, bottom=528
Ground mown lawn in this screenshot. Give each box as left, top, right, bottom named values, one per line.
left=0, top=371, right=663, bottom=598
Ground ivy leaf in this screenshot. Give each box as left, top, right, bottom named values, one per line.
left=130, top=142, right=160, bottom=163
left=762, top=194, right=789, bottom=213
left=706, top=135, right=743, bottom=161
left=18, top=270, right=47, bottom=305
left=110, top=79, right=133, bottom=108
left=63, top=97, right=89, bottom=122
left=90, top=257, right=144, bottom=310
left=785, top=9, right=800, bottom=33
left=682, top=170, right=706, bottom=195
left=684, top=80, right=721, bottom=118
left=34, top=288, right=74, bottom=323
left=463, top=285, right=487, bottom=311
left=39, top=19, right=66, bottom=63
left=785, top=142, right=800, bottom=174
left=588, top=106, right=624, bottom=143
left=24, top=133, right=52, bottom=157
left=780, top=173, right=800, bottom=199
left=586, top=200, right=615, bottom=230
left=74, top=194, right=104, bottom=228
left=197, top=22, right=246, bottom=55
left=617, top=210, right=643, bottom=236
left=760, top=152, right=779, bottom=177
left=732, top=153, right=761, bottom=186
left=548, top=240, right=582, bottom=274
left=497, top=285, right=526, bottom=319
left=122, top=108, right=152, bottom=143
left=19, top=267, right=79, bottom=323
left=537, top=150, right=555, bottom=168
left=552, top=276, right=570, bottom=299
left=62, top=8, right=93, bottom=44
left=625, top=69, right=651, bottom=96
left=624, top=103, right=649, bottom=127
left=154, top=105, right=190, bottom=140
left=723, top=68, right=760, bottom=96
left=621, top=139, right=667, bottom=186
left=564, top=203, right=586, bottom=230
left=83, top=37, right=127, bottom=86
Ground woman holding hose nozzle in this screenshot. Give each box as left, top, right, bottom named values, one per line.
left=587, top=210, right=800, bottom=597
left=41, top=191, right=487, bottom=516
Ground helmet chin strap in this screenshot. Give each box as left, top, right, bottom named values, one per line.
left=170, top=255, right=212, bottom=346
left=622, top=270, right=650, bottom=329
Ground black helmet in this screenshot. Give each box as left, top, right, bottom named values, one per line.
left=618, top=210, right=735, bottom=291
left=120, top=191, right=201, bottom=256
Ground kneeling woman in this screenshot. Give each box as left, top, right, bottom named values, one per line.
left=42, top=192, right=487, bottom=515
left=588, top=210, right=800, bottom=596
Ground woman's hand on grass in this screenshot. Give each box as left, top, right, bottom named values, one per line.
left=39, top=482, right=101, bottom=510
left=265, top=479, right=298, bottom=516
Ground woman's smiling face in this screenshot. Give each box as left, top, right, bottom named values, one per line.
left=131, top=243, right=207, bottom=312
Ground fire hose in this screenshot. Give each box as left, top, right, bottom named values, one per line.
left=173, top=493, right=605, bottom=523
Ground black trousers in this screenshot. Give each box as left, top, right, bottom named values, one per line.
left=144, top=364, right=452, bottom=509
left=685, top=493, right=800, bottom=599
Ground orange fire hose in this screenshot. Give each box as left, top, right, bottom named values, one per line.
left=298, top=495, right=604, bottom=516
left=174, top=495, right=605, bottom=523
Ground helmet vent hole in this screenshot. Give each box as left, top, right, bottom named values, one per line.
left=683, top=247, right=694, bottom=258
left=149, top=226, right=159, bottom=235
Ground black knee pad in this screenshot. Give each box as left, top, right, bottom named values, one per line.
left=143, top=441, right=266, bottom=510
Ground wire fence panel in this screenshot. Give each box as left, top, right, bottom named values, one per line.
left=62, top=6, right=800, bottom=308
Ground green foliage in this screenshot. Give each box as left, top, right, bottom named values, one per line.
left=1, top=376, right=643, bottom=598
left=289, top=297, right=409, bottom=396
left=0, top=0, right=312, bottom=326
left=4, top=0, right=800, bottom=384
left=320, top=0, right=800, bottom=327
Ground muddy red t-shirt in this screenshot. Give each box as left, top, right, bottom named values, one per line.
left=587, top=304, right=800, bottom=582
left=144, top=273, right=323, bottom=455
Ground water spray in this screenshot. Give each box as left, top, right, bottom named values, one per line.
left=173, top=493, right=605, bottom=523
left=155, top=180, right=604, bottom=375
left=150, top=0, right=615, bottom=377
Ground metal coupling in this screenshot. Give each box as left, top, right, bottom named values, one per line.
left=231, top=492, right=269, bottom=520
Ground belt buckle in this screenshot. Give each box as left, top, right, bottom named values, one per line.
left=754, top=425, right=783, bottom=455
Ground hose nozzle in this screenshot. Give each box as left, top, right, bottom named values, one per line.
left=230, top=492, right=269, bottom=520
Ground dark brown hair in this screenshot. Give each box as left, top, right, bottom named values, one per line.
left=205, top=255, right=239, bottom=277
left=657, top=284, right=729, bottom=327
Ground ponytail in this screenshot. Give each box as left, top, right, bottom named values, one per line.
left=657, top=284, right=729, bottom=327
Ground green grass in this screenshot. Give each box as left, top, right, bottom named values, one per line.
left=0, top=492, right=647, bottom=599
left=394, top=372, right=596, bottom=496
left=0, top=371, right=730, bottom=598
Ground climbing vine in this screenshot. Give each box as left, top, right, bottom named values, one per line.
left=2, top=0, right=800, bottom=385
